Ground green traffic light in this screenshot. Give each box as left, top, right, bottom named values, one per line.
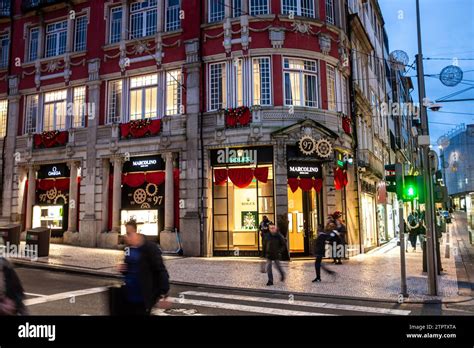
left=407, top=187, right=415, bottom=197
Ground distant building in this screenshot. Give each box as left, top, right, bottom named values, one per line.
left=440, top=124, right=474, bottom=215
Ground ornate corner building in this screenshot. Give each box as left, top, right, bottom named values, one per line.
left=0, top=0, right=408, bottom=258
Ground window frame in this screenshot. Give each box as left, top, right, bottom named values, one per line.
left=281, top=0, right=315, bottom=18
left=42, top=89, right=68, bottom=131
left=0, top=33, right=9, bottom=69
left=208, top=0, right=225, bottom=23
left=208, top=62, right=227, bottom=111
left=129, top=73, right=159, bottom=121
left=251, top=56, right=272, bottom=106
left=165, top=69, right=183, bottom=116
left=249, top=0, right=270, bottom=15
left=28, top=27, right=40, bottom=62
left=45, top=20, right=68, bottom=58
left=109, top=6, right=123, bottom=44
left=325, top=0, right=335, bottom=24
left=283, top=57, right=319, bottom=108
left=74, top=15, right=88, bottom=52
left=0, top=99, right=8, bottom=138
left=165, top=0, right=181, bottom=32
left=129, top=0, right=158, bottom=39
left=25, top=94, right=40, bottom=134
left=326, top=64, right=337, bottom=111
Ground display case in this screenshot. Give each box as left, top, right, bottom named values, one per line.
left=32, top=205, right=64, bottom=230
left=121, top=210, right=159, bottom=236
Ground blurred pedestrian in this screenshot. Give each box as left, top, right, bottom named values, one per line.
left=0, top=257, right=28, bottom=316
left=407, top=211, right=420, bottom=251
left=116, top=220, right=170, bottom=315
left=332, top=211, right=347, bottom=262
left=264, top=223, right=286, bottom=286
left=259, top=215, right=272, bottom=272
left=312, top=224, right=337, bottom=282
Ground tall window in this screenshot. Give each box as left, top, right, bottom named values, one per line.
left=284, top=58, right=318, bottom=107
left=28, top=28, right=39, bottom=61
left=235, top=59, right=244, bottom=106
left=252, top=57, right=271, bottom=106
left=0, top=34, right=9, bottom=69
left=282, top=0, right=315, bottom=17
left=326, top=65, right=337, bottom=111
left=72, top=86, right=86, bottom=128
left=325, top=0, right=335, bottom=24
left=0, top=100, right=7, bottom=138
left=209, top=0, right=225, bottom=23
left=45, top=20, right=67, bottom=57
left=341, top=76, right=348, bottom=115
left=130, top=74, right=158, bottom=120
left=43, top=90, right=67, bottom=131
left=74, top=16, right=88, bottom=52
left=250, top=0, right=269, bottom=15
left=233, top=0, right=243, bottom=17
left=25, top=95, right=39, bottom=134
left=166, top=0, right=181, bottom=31
left=209, top=63, right=226, bottom=111
left=109, top=7, right=123, bottom=43
left=107, top=80, right=123, bottom=123
left=130, top=0, right=158, bottom=39
left=166, top=70, right=182, bottom=115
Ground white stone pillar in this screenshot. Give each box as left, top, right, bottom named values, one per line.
left=163, top=152, right=175, bottom=232
left=67, top=161, right=79, bottom=232
left=121, top=0, right=129, bottom=41
left=24, top=165, right=37, bottom=231
left=111, top=156, right=123, bottom=233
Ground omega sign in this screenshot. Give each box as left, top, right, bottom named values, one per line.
left=216, top=148, right=257, bottom=165
left=48, top=166, right=62, bottom=177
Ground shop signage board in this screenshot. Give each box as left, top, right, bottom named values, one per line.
left=287, top=161, right=322, bottom=178
left=38, top=163, right=70, bottom=179
left=123, top=155, right=165, bottom=173
left=122, top=182, right=165, bottom=210
left=210, top=146, right=273, bottom=166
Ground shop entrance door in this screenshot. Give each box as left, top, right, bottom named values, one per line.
left=287, top=187, right=321, bottom=256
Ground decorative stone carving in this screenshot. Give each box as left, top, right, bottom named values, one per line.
left=318, top=33, right=332, bottom=55
left=155, top=34, right=164, bottom=66
left=249, top=125, right=262, bottom=142
left=269, top=27, right=285, bottom=49
left=88, top=59, right=100, bottom=81
left=215, top=128, right=226, bottom=143
left=223, top=18, right=232, bottom=53
left=8, top=75, right=19, bottom=95
left=292, top=21, right=315, bottom=35
left=240, top=15, right=250, bottom=51
left=185, top=39, right=199, bottom=64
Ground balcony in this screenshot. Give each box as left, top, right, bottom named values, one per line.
left=22, top=0, right=65, bottom=12
left=358, top=149, right=384, bottom=179
left=0, top=0, right=11, bottom=17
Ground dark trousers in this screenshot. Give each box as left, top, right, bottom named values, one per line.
left=315, top=256, right=323, bottom=278
left=266, top=259, right=284, bottom=282
left=121, top=301, right=149, bottom=316
left=408, top=233, right=418, bottom=249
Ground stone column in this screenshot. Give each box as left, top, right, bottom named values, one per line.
left=163, top=152, right=175, bottom=232
left=111, top=155, right=123, bottom=234
left=24, top=165, right=38, bottom=231
left=0, top=76, right=20, bottom=225
left=159, top=152, right=178, bottom=252
left=121, top=0, right=129, bottom=41
left=78, top=59, right=101, bottom=247
left=15, top=167, right=28, bottom=229
left=67, top=161, right=79, bottom=232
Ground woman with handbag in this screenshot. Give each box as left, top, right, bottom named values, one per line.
left=0, top=257, right=28, bottom=316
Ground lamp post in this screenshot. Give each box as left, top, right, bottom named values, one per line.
left=415, top=0, right=438, bottom=295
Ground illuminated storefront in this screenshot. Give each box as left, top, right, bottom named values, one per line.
left=32, top=163, right=72, bottom=237
left=361, top=180, right=378, bottom=250
left=119, top=155, right=178, bottom=239
left=211, top=147, right=274, bottom=256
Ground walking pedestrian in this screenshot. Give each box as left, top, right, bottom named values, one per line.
left=407, top=211, right=420, bottom=251
left=116, top=220, right=170, bottom=315
left=312, top=224, right=337, bottom=282
left=0, top=257, right=28, bottom=316
left=258, top=215, right=272, bottom=272
left=332, top=211, right=347, bottom=262
left=264, top=223, right=286, bottom=286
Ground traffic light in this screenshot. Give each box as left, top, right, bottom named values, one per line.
left=403, top=175, right=419, bottom=201
left=385, top=164, right=403, bottom=196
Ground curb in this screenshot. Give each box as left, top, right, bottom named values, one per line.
left=12, top=258, right=473, bottom=305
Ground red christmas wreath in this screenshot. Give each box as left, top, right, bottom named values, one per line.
left=33, top=130, right=69, bottom=149
left=120, top=118, right=161, bottom=139
left=224, top=106, right=251, bottom=128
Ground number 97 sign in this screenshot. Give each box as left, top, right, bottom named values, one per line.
left=299, top=135, right=317, bottom=156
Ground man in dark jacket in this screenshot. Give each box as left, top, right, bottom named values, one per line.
left=264, top=223, right=286, bottom=286
left=312, top=223, right=337, bottom=282
left=118, top=220, right=170, bottom=315
left=259, top=215, right=271, bottom=258
left=0, top=257, right=27, bottom=316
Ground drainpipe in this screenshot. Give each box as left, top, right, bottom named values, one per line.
left=346, top=9, right=364, bottom=255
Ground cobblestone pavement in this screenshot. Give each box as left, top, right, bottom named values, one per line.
left=7, top=222, right=468, bottom=302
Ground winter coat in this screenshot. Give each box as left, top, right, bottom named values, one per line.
left=123, top=240, right=170, bottom=311
left=0, top=257, right=27, bottom=315
left=314, top=231, right=341, bottom=257
left=264, top=233, right=286, bottom=260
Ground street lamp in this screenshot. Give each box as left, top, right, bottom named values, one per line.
left=415, top=0, right=438, bottom=295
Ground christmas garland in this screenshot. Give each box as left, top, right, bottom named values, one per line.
left=120, top=118, right=161, bottom=139
left=342, top=116, right=351, bottom=135
left=224, top=106, right=251, bottom=128
left=33, top=130, right=68, bottom=149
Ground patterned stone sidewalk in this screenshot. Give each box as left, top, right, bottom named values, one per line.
left=7, top=228, right=465, bottom=302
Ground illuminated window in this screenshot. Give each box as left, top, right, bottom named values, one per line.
left=252, top=57, right=271, bottom=106
left=25, top=95, right=39, bottom=134
left=326, top=65, right=336, bottom=111
left=209, top=62, right=226, bottom=111
left=130, top=73, right=158, bottom=120
left=284, top=58, right=318, bottom=107
left=166, top=69, right=182, bottom=115
left=72, top=86, right=86, bottom=128
left=107, top=80, right=122, bottom=123
left=0, top=100, right=7, bottom=138
left=43, top=89, right=67, bottom=131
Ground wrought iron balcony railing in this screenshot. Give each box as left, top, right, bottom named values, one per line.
left=0, top=0, right=11, bottom=17
left=22, top=0, right=66, bottom=12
